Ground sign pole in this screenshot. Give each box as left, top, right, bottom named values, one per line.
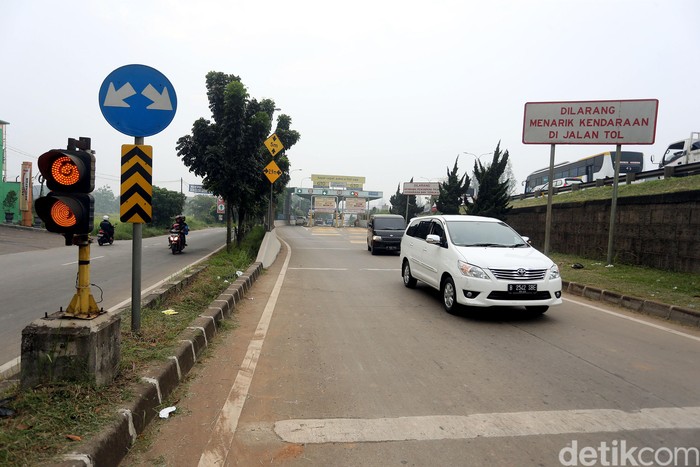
left=268, top=183, right=273, bottom=232
left=131, top=136, right=144, bottom=333
left=100, top=64, right=174, bottom=333
left=544, top=143, right=556, bottom=255
left=606, top=144, right=623, bottom=265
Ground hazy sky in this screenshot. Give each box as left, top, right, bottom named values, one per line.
left=2, top=0, right=698, bottom=204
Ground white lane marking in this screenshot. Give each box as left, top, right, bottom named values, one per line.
left=274, top=406, right=700, bottom=444
left=198, top=238, right=291, bottom=467
left=564, top=297, right=700, bottom=343
left=61, top=255, right=105, bottom=266
left=292, top=247, right=358, bottom=250
left=286, top=268, right=398, bottom=271
left=288, top=268, right=348, bottom=271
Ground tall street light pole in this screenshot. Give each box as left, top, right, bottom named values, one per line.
left=462, top=152, right=492, bottom=198
left=289, top=168, right=303, bottom=187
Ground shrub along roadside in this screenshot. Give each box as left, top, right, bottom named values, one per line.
left=0, top=226, right=265, bottom=466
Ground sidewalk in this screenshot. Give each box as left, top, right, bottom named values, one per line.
left=0, top=223, right=66, bottom=255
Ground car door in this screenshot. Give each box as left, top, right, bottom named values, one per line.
left=421, top=219, right=449, bottom=288
left=404, top=219, right=433, bottom=282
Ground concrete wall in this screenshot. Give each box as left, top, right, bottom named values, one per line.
left=505, top=190, right=700, bottom=273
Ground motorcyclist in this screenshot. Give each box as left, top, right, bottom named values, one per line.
left=171, top=215, right=189, bottom=247
left=99, top=215, right=115, bottom=240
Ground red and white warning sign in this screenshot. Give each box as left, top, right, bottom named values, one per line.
left=523, top=99, right=658, bottom=145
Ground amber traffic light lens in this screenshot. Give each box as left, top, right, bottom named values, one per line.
left=50, top=156, right=80, bottom=187
left=50, top=200, right=77, bottom=227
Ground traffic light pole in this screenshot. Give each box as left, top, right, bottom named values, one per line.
left=65, top=234, right=100, bottom=318
left=131, top=136, right=144, bottom=333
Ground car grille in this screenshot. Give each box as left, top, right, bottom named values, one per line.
left=489, top=268, right=547, bottom=281
left=487, top=291, right=552, bottom=300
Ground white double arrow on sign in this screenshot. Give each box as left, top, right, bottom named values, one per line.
left=103, top=82, right=173, bottom=111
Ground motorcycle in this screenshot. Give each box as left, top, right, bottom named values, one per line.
left=168, top=228, right=185, bottom=254
left=97, top=228, right=114, bottom=246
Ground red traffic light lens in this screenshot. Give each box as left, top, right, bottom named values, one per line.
left=38, top=149, right=95, bottom=193
left=51, top=156, right=81, bottom=187
left=50, top=199, right=77, bottom=227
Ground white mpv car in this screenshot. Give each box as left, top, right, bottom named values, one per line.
left=400, top=215, right=562, bottom=314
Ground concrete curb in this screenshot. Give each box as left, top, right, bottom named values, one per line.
left=562, top=280, right=700, bottom=328
left=49, top=261, right=264, bottom=467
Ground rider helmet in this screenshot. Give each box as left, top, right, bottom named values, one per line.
left=103, top=215, right=109, bottom=220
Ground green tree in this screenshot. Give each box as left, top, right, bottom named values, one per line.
left=435, top=157, right=470, bottom=214
left=93, top=185, right=118, bottom=214
left=185, top=195, right=217, bottom=222
left=152, top=186, right=185, bottom=228
left=389, top=179, right=421, bottom=220
left=468, top=143, right=512, bottom=220
left=176, top=72, right=300, bottom=248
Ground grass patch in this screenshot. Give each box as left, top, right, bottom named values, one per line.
left=510, top=174, right=700, bottom=209
left=0, top=226, right=264, bottom=466
left=91, top=213, right=228, bottom=241
left=552, top=252, right=700, bottom=310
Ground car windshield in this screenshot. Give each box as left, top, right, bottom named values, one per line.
left=374, top=219, right=406, bottom=230
left=446, top=220, right=528, bottom=247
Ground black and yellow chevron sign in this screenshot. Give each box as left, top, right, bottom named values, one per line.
left=120, top=144, right=153, bottom=223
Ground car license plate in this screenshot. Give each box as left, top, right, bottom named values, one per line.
left=508, top=284, right=537, bottom=294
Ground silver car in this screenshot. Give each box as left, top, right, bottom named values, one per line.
left=400, top=215, right=562, bottom=314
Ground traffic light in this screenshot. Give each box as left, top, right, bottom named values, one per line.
left=35, top=148, right=95, bottom=236
left=322, top=189, right=328, bottom=195
left=351, top=191, right=359, bottom=197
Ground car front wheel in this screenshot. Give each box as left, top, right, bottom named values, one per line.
left=442, top=276, right=459, bottom=314
left=402, top=260, right=417, bottom=288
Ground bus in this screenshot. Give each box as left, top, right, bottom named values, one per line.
left=524, top=151, right=644, bottom=193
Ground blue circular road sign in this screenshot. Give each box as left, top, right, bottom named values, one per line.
left=99, top=64, right=177, bottom=137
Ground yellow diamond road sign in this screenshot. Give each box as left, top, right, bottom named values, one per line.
left=264, top=133, right=284, bottom=157
left=263, top=160, right=282, bottom=183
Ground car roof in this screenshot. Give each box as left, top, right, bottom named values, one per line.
left=409, top=214, right=501, bottom=223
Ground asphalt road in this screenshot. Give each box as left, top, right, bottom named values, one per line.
left=0, top=224, right=227, bottom=368
left=125, top=225, right=700, bottom=466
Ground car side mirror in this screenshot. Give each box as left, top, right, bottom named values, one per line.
left=426, top=234, right=442, bottom=245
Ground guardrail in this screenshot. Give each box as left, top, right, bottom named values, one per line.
left=511, top=162, right=700, bottom=201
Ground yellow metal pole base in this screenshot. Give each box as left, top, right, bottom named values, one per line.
left=61, top=236, right=104, bottom=319
left=65, top=292, right=102, bottom=319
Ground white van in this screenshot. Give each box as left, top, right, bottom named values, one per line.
left=400, top=215, right=562, bottom=314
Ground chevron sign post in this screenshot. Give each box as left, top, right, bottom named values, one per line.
left=120, top=145, right=153, bottom=223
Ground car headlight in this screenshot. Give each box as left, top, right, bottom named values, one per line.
left=549, top=263, right=561, bottom=279
left=372, top=235, right=382, bottom=241
left=458, top=260, right=488, bottom=279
